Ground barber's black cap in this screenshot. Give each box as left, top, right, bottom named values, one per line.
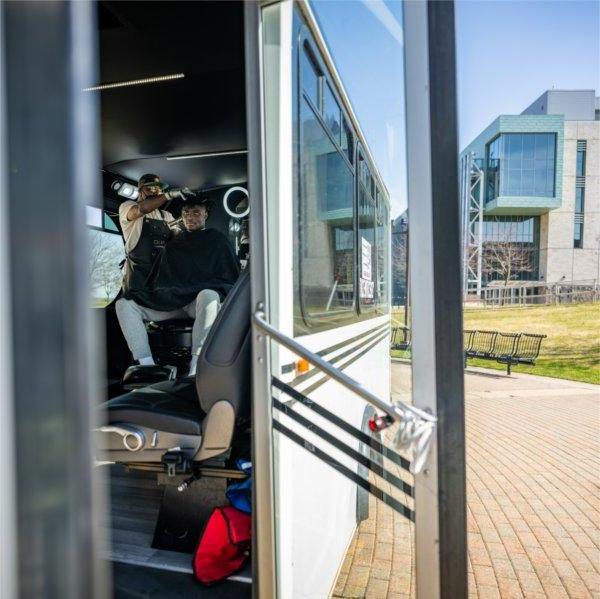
left=138, top=173, right=161, bottom=188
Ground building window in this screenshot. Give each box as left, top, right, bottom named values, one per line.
left=574, top=181, right=585, bottom=249
left=477, top=216, right=540, bottom=284
left=486, top=133, right=556, bottom=201
left=576, top=140, right=587, bottom=177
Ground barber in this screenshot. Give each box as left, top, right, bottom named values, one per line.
left=118, top=173, right=175, bottom=298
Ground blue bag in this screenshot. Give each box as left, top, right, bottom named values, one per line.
left=226, top=459, right=252, bottom=513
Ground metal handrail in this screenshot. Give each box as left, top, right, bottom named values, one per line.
left=252, top=310, right=436, bottom=424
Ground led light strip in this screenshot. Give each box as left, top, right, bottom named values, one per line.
left=166, top=149, right=248, bottom=161
left=83, top=73, right=185, bottom=92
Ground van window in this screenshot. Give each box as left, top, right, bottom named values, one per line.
left=341, top=118, right=353, bottom=164
left=358, top=157, right=376, bottom=310
left=323, top=82, right=341, bottom=141
left=301, top=44, right=320, bottom=110
left=376, top=192, right=390, bottom=310
left=298, top=97, right=355, bottom=328
left=87, top=207, right=125, bottom=307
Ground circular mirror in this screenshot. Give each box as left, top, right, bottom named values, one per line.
left=223, top=186, right=249, bottom=219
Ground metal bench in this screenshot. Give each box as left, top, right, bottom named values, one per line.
left=464, top=329, right=546, bottom=374
left=396, top=327, right=545, bottom=375
left=391, top=325, right=411, bottom=351
left=467, top=330, right=498, bottom=358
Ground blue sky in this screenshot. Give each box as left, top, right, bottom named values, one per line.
left=457, top=0, right=600, bottom=149
left=311, top=0, right=599, bottom=218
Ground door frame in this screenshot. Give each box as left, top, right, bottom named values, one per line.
left=246, top=1, right=467, bottom=597
left=0, top=2, right=107, bottom=597
left=404, top=2, right=467, bottom=597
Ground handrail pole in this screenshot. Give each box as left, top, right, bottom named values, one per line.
left=252, top=310, right=435, bottom=424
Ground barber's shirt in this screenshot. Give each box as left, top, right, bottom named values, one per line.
left=118, top=200, right=174, bottom=254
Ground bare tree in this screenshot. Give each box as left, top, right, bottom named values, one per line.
left=481, top=227, right=534, bottom=305
left=89, top=230, right=124, bottom=305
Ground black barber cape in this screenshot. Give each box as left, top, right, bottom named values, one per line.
left=130, top=228, right=240, bottom=311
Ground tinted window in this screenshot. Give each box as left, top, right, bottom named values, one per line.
left=88, top=229, right=125, bottom=307
left=298, top=99, right=355, bottom=327
left=358, top=160, right=376, bottom=309
left=575, top=187, right=585, bottom=213
left=576, top=149, right=586, bottom=177
left=104, top=213, right=119, bottom=232
left=341, top=118, right=353, bottom=164
left=376, top=193, right=389, bottom=310
left=479, top=216, right=540, bottom=282
left=486, top=133, right=556, bottom=200
left=302, top=46, right=320, bottom=109
left=323, top=82, right=341, bottom=141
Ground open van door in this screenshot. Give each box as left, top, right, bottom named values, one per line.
left=246, top=1, right=466, bottom=598
left=0, top=2, right=108, bottom=597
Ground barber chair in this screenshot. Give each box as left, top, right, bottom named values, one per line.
left=147, top=318, right=194, bottom=373
left=95, top=270, right=251, bottom=467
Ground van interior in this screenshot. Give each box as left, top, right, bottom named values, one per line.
left=94, top=2, right=253, bottom=593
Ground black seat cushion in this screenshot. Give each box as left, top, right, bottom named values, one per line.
left=102, top=379, right=204, bottom=436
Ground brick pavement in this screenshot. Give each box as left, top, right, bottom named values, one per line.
left=331, top=363, right=599, bottom=598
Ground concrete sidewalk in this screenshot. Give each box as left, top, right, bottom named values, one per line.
left=332, top=363, right=599, bottom=598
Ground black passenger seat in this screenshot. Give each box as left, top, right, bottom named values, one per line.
left=95, top=271, right=251, bottom=464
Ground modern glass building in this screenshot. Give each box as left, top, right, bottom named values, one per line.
left=461, top=89, right=600, bottom=292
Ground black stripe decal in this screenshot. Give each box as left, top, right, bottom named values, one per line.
left=288, top=326, right=390, bottom=387
left=273, top=419, right=415, bottom=522
left=299, top=329, right=389, bottom=397
left=272, top=377, right=411, bottom=472
left=273, top=397, right=413, bottom=496
left=280, top=322, right=389, bottom=374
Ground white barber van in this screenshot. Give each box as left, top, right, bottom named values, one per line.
left=0, top=1, right=466, bottom=598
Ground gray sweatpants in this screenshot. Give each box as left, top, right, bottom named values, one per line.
left=115, top=289, right=221, bottom=361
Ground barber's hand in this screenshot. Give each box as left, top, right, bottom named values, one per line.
left=164, top=187, right=196, bottom=201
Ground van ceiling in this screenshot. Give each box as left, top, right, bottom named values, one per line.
left=98, top=1, right=246, bottom=191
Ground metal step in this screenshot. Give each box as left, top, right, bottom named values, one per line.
left=112, top=561, right=251, bottom=598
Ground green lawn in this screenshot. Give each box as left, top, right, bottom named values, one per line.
left=392, top=302, right=600, bottom=385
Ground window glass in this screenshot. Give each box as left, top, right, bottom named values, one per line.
left=298, top=99, right=355, bottom=326
left=86, top=206, right=103, bottom=228
left=104, top=213, right=119, bottom=232
left=88, top=229, right=125, bottom=307
left=302, top=45, right=320, bottom=109
left=376, top=193, right=389, bottom=310
left=480, top=216, right=539, bottom=283
left=323, top=82, right=341, bottom=141
left=486, top=133, right=555, bottom=200
left=341, top=118, right=353, bottom=164
left=575, top=187, right=585, bottom=213
left=358, top=172, right=376, bottom=309
left=576, top=149, right=586, bottom=177
left=574, top=218, right=584, bottom=248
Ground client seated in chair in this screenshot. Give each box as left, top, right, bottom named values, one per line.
left=116, top=197, right=239, bottom=376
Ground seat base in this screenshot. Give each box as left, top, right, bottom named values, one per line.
left=96, top=379, right=204, bottom=463
left=95, top=423, right=201, bottom=463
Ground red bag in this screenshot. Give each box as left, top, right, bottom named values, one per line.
left=193, top=506, right=251, bottom=585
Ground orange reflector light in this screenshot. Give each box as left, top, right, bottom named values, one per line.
left=296, top=358, right=310, bottom=374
